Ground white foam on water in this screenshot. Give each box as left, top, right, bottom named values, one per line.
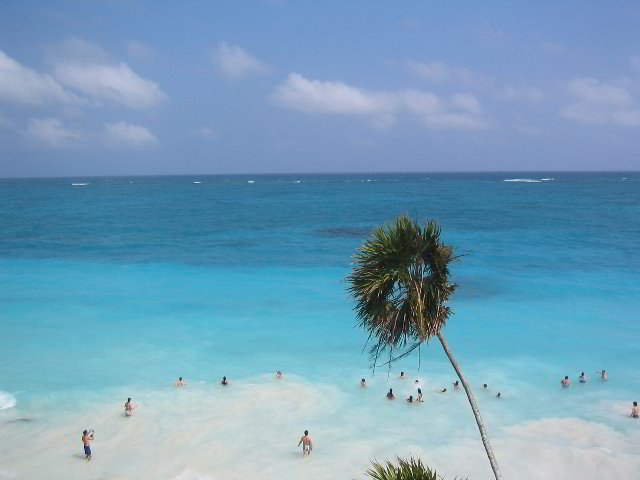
left=193, top=181, right=202, bottom=184
left=1, top=372, right=638, bottom=479
left=503, top=178, right=542, bottom=183
left=429, top=417, right=640, bottom=480
left=294, top=180, right=301, bottom=183
left=247, top=180, right=255, bottom=184
left=540, top=178, right=554, bottom=181
left=172, top=471, right=216, bottom=480
left=0, top=391, right=16, bottom=410
left=71, top=183, right=89, bottom=186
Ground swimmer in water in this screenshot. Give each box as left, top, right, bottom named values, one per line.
left=124, top=397, right=137, bottom=417
left=632, top=401, right=638, bottom=418
left=298, top=430, right=313, bottom=456
left=221, top=376, right=229, bottom=386
left=176, top=377, right=186, bottom=387
left=439, top=388, right=447, bottom=393
left=276, top=371, right=283, bottom=379
left=360, top=378, right=366, bottom=388
left=483, top=384, right=488, bottom=389
left=561, top=376, right=571, bottom=388
left=598, top=370, right=608, bottom=381
left=496, top=392, right=501, bottom=398
left=453, top=380, right=460, bottom=389
left=400, top=372, right=406, bottom=379
left=579, top=372, right=587, bottom=383
left=82, top=429, right=94, bottom=461
left=417, top=388, right=423, bottom=402
left=386, top=388, right=395, bottom=400
left=407, top=395, right=414, bottom=403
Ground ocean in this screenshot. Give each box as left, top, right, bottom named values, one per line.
left=0, top=172, right=639, bottom=479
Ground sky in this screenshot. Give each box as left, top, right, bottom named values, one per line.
left=1, top=1, right=639, bottom=177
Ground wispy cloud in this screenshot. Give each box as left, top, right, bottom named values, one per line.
left=0, top=50, right=83, bottom=106
left=213, top=42, right=270, bottom=79
left=104, top=121, right=158, bottom=146
left=53, top=62, right=167, bottom=108
left=272, top=73, right=490, bottom=130
left=406, top=60, right=491, bottom=88
left=272, top=73, right=394, bottom=114
left=1, top=41, right=167, bottom=110
left=560, top=77, right=640, bottom=127
left=26, top=118, right=82, bottom=146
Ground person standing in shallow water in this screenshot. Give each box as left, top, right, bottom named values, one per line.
left=561, top=376, right=571, bottom=388
left=386, top=388, right=395, bottom=400
left=82, top=430, right=94, bottom=461
left=176, top=377, right=186, bottom=387
left=631, top=402, right=638, bottom=418
left=221, top=376, right=228, bottom=386
left=124, top=397, right=137, bottom=416
left=298, top=430, right=313, bottom=456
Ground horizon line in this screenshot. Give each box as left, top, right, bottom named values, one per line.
left=1, top=168, right=638, bottom=180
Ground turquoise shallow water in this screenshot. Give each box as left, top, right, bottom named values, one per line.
left=1, top=173, right=639, bottom=479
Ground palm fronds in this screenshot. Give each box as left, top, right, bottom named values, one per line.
left=347, top=215, right=457, bottom=366
left=364, top=456, right=445, bottom=480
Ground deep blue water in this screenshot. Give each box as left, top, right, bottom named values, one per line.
left=1, top=172, right=639, bottom=479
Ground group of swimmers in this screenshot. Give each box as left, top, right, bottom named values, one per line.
left=175, top=374, right=234, bottom=388
left=560, top=369, right=608, bottom=387
left=81, top=368, right=638, bottom=460
left=359, top=371, right=503, bottom=402
left=560, top=370, right=636, bottom=417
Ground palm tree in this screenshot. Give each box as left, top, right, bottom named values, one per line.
left=347, top=215, right=502, bottom=480
left=363, top=456, right=441, bottom=480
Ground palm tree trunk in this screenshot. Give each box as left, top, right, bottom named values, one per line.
left=437, top=331, right=502, bottom=480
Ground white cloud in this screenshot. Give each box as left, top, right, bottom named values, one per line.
left=498, top=85, right=545, bottom=102
left=561, top=77, right=640, bottom=126
left=26, top=118, right=82, bottom=146
left=272, top=73, right=393, bottom=114
left=104, top=121, right=158, bottom=146
left=213, top=43, right=269, bottom=78
left=272, top=73, right=490, bottom=130
left=0, top=50, right=82, bottom=106
left=406, top=60, right=491, bottom=88
left=54, top=62, right=167, bottom=108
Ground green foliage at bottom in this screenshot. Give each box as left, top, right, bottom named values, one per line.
left=364, top=457, right=440, bottom=480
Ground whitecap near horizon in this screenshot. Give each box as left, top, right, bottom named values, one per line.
left=71, top=183, right=89, bottom=186
left=540, top=178, right=554, bottom=181
left=0, top=391, right=16, bottom=410
left=503, top=178, right=542, bottom=183
left=193, top=181, right=202, bottom=184
left=247, top=180, right=255, bottom=184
